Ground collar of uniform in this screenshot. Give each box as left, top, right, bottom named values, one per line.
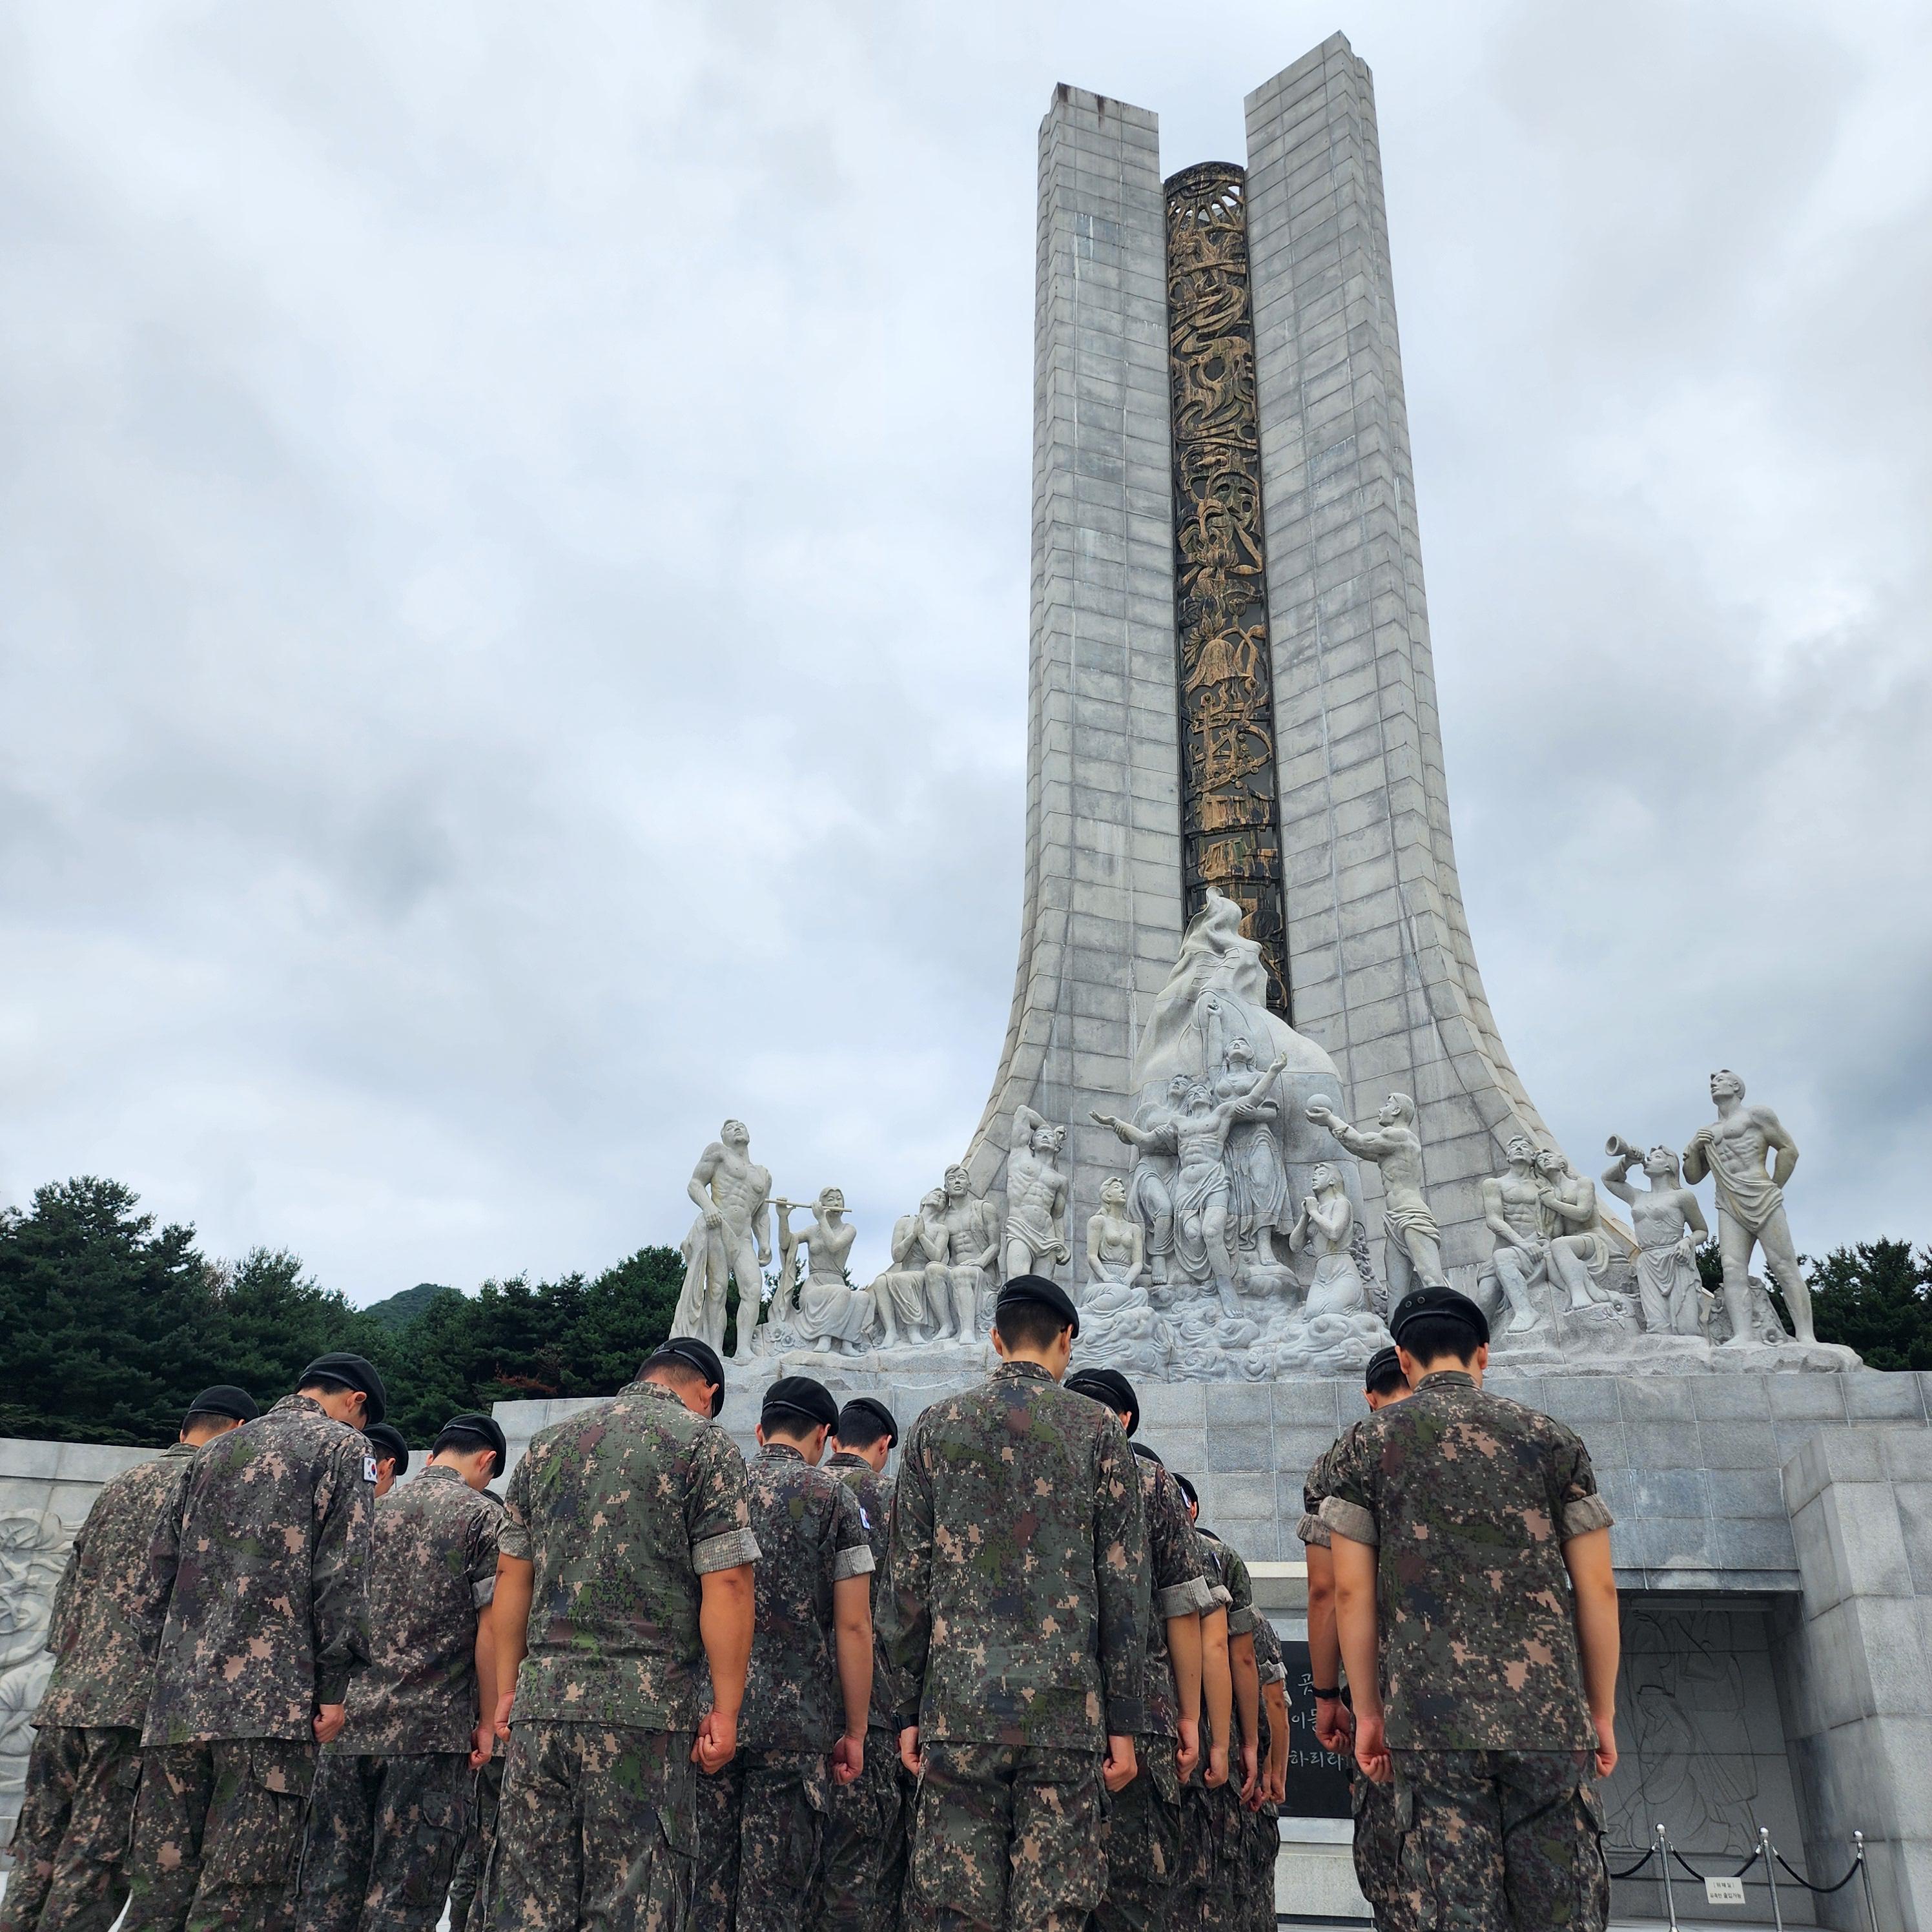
left=826, top=1450, right=868, bottom=1469
left=758, top=1441, right=807, bottom=1465
left=164, top=1440, right=198, bottom=1459
left=277, top=1393, right=327, bottom=1419
left=1417, top=1370, right=1476, bottom=1392
left=993, top=1359, right=1054, bottom=1386
left=416, top=1462, right=465, bottom=1487
left=626, top=1379, right=690, bottom=1412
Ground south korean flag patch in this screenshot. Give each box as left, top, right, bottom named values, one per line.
left=362, top=1455, right=380, bottom=1484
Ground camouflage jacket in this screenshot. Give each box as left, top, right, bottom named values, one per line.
left=1296, top=1421, right=1375, bottom=1550
left=1131, top=1447, right=1215, bottom=1742
left=886, top=1359, right=1148, bottom=1749
left=1196, top=1526, right=1259, bottom=1759
left=38, top=1444, right=197, bottom=1730
left=145, top=1395, right=375, bottom=1745
left=825, top=1450, right=899, bottom=1732
left=500, top=1378, right=759, bottom=1732
left=740, top=1444, right=874, bottom=1751
left=337, top=1463, right=502, bottom=1755
left=1321, top=1370, right=1613, bottom=1751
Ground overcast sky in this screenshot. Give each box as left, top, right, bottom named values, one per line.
left=3, top=0, right=1928, bottom=1303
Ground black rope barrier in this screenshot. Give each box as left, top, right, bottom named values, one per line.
left=1605, top=1847, right=1656, bottom=1882
left=1775, top=1850, right=1864, bottom=1896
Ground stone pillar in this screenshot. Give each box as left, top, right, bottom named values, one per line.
left=1242, top=36, right=1561, bottom=1269
left=1774, top=1426, right=1932, bottom=1929
left=966, top=86, right=1184, bottom=1277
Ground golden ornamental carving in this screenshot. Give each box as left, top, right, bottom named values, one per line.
left=1164, top=162, right=1290, bottom=1017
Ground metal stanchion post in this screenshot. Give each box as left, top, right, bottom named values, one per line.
left=1656, top=1824, right=1679, bottom=1932
left=1761, top=1827, right=1786, bottom=1932
left=1856, top=1830, right=1880, bottom=1932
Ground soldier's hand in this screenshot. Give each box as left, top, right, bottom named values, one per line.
left=1313, top=1694, right=1355, bottom=1755
left=1174, top=1716, right=1200, bottom=1780
left=1102, top=1734, right=1137, bottom=1794
left=1592, top=1711, right=1618, bottom=1779
left=1266, top=1760, right=1286, bottom=1807
left=1237, top=1742, right=1259, bottom=1802
left=692, top=1709, right=737, bottom=1775
left=469, top=1720, right=494, bottom=1771
left=1205, top=1743, right=1229, bottom=1789
left=1353, top=1711, right=1392, bottom=1786
left=313, top=1703, right=346, bottom=1745
left=898, top=1726, right=923, bottom=1777
left=831, top=1731, right=865, bottom=1785
left=493, top=1690, right=515, bottom=1742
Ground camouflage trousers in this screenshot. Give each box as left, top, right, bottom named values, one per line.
left=445, top=1754, right=502, bottom=1932
left=1389, top=1750, right=1607, bottom=1932
left=1237, top=1801, right=1277, bottom=1932
left=489, top=1723, right=695, bottom=1932
left=814, top=1737, right=907, bottom=1932
left=1093, top=1746, right=1182, bottom=1932
left=294, top=1751, right=471, bottom=1932
left=0, top=1723, right=142, bottom=1932
left=1348, top=1762, right=1410, bottom=1932
left=903, top=1743, right=1104, bottom=1932
left=121, top=1739, right=316, bottom=1932
left=1167, top=1780, right=1243, bottom=1932
left=692, top=1748, right=825, bottom=1932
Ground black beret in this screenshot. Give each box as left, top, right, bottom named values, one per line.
left=1389, top=1285, right=1492, bottom=1350
left=1065, top=1367, right=1139, bottom=1436
left=836, top=1396, right=899, bottom=1447
left=762, top=1375, right=839, bottom=1433
left=1364, top=1346, right=1403, bottom=1391
left=1129, top=1441, right=1164, bottom=1465
left=995, top=1273, right=1080, bottom=1340
left=434, top=1412, right=508, bottom=1470
left=299, top=1353, right=388, bottom=1425
left=364, top=1423, right=410, bottom=1475
left=186, top=1385, right=259, bottom=1424
left=646, top=1339, right=726, bottom=1417
left=1172, top=1472, right=1200, bottom=1512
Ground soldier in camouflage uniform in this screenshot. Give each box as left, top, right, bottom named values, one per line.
left=694, top=1377, right=872, bottom=1932
left=489, top=1337, right=758, bottom=1932
left=1322, top=1288, right=1621, bottom=1932
left=1299, top=1346, right=1410, bottom=1932
left=1062, top=1370, right=1213, bottom=1932
left=443, top=1485, right=508, bottom=1932
left=816, top=1397, right=906, bottom=1932
left=124, top=1354, right=384, bottom=1932
left=296, top=1413, right=505, bottom=1932
left=1186, top=1522, right=1261, bottom=1932
left=361, top=1426, right=410, bottom=1500
left=887, top=1275, right=1148, bottom=1932
left=1240, top=1618, right=1289, bottom=1932
left=1168, top=1473, right=1232, bottom=1932
left=1, top=1387, right=258, bottom=1932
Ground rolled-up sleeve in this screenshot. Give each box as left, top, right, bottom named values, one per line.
left=834, top=1543, right=876, bottom=1581
left=1556, top=1432, right=1614, bottom=1540
left=1562, top=1494, right=1614, bottom=1538
left=1319, top=1495, right=1378, bottom=1547
left=694, top=1527, right=761, bottom=1574
left=1156, top=1573, right=1217, bottom=1619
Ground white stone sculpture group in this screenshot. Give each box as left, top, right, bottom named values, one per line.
left=665, top=906, right=1847, bottom=1379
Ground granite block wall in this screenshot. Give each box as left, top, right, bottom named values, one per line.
left=965, top=84, right=1185, bottom=1270
left=1241, top=38, right=1571, bottom=1273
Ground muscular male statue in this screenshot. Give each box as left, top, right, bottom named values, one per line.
left=935, top=1164, right=1002, bottom=1342
left=1682, top=1071, right=1813, bottom=1346
left=1095, top=1052, right=1289, bottom=1315
left=1303, top=1093, right=1448, bottom=1304
left=673, top=1119, right=774, bottom=1359
left=1478, top=1135, right=1551, bottom=1335
left=1002, top=1108, right=1073, bottom=1282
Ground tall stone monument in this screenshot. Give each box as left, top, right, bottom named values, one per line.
left=968, top=37, right=1565, bottom=1283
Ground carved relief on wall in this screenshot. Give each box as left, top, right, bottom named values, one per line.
left=0, top=1509, right=73, bottom=1816
left=1164, top=162, right=1290, bottom=1018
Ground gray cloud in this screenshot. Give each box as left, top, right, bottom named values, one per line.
left=1, top=0, right=1927, bottom=1299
